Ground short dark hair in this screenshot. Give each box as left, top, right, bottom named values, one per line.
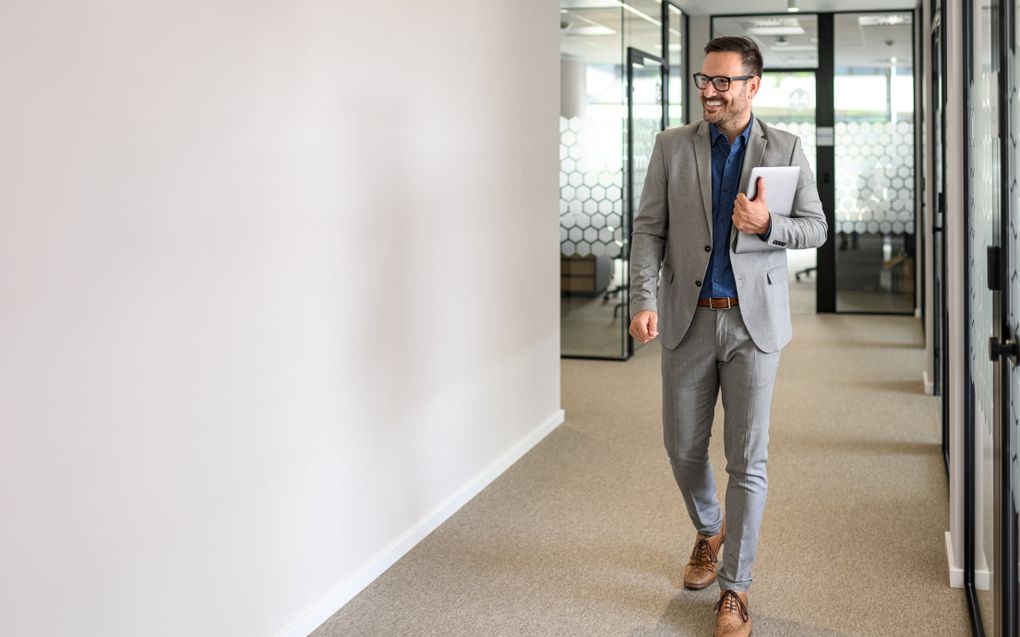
left=704, top=36, right=763, bottom=77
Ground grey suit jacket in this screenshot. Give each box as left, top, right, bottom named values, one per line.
left=629, top=117, right=827, bottom=353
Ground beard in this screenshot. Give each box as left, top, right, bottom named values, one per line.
left=702, top=89, right=749, bottom=130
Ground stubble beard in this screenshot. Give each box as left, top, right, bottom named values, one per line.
left=702, top=89, right=749, bottom=132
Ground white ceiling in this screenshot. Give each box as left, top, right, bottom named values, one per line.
left=714, top=12, right=914, bottom=69
left=560, top=2, right=916, bottom=69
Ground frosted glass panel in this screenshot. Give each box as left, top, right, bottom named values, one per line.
left=558, top=2, right=682, bottom=358
left=1012, top=0, right=1020, bottom=511
left=833, top=12, right=916, bottom=313
left=967, top=0, right=999, bottom=631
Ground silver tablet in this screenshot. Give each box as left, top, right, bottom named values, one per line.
left=734, top=166, right=801, bottom=253
left=745, top=166, right=800, bottom=214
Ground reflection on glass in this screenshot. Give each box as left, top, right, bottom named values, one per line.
left=968, top=0, right=999, bottom=630
left=558, top=2, right=682, bottom=358
left=834, top=12, right=916, bottom=313
left=626, top=0, right=663, bottom=59
left=1011, top=0, right=1020, bottom=515
left=627, top=52, right=665, bottom=353
left=667, top=3, right=684, bottom=128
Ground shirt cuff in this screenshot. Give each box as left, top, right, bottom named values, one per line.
left=757, top=216, right=772, bottom=241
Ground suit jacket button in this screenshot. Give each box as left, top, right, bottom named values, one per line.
left=704, top=245, right=711, bottom=252
left=695, top=280, right=702, bottom=287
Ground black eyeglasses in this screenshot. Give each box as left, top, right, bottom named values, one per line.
left=692, top=73, right=754, bottom=92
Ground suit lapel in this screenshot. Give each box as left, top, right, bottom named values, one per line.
left=731, top=117, right=768, bottom=249
left=737, top=117, right=767, bottom=196
left=693, top=121, right=713, bottom=240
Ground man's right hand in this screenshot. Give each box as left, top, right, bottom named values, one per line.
left=629, top=310, right=659, bottom=344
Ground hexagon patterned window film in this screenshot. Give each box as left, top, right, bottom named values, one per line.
left=559, top=1, right=629, bottom=359
left=559, top=1, right=684, bottom=358
left=560, top=115, right=624, bottom=270
left=832, top=12, right=916, bottom=314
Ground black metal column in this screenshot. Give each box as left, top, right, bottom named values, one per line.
left=815, top=13, right=836, bottom=313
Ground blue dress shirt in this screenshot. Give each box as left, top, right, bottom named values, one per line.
left=701, top=117, right=753, bottom=299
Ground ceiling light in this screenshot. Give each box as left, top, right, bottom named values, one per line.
left=562, top=13, right=617, bottom=36
left=747, top=17, right=804, bottom=36
left=614, top=0, right=662, bottom=27
left=787, top=0, right=800, bottom=12
left=772, top=45, right=818, bottom=53
left=748, top=25, right=804, bottom=36
left=859, top=14, right=912, bottom=27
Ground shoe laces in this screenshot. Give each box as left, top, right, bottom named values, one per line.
left=689, top=536, right=718, bottom=565
left=714, top=590, right=749, bottom=623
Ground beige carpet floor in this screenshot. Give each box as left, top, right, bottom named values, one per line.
left=313, top=313, right=968, bottom=637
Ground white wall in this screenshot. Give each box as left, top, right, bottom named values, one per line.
left=0, top=2, right=562, bottom=635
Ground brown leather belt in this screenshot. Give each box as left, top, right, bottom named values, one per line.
left=697, top=297, right=739, bottom=309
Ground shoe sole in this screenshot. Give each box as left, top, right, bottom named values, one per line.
left=682, top=577, right=716, bottom=590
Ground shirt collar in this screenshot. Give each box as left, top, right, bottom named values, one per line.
left=709, top=114, right=754, bottom=148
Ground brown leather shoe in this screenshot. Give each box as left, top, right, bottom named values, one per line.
left=682, top=521, right=725, bottom=590
left=713, top=589, right=751, bottom=637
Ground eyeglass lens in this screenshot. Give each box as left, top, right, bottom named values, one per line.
left=696, top=75, right=730, bottom=91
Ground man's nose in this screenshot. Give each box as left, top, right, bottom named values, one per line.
left=701, top=83, right=717, bottom=98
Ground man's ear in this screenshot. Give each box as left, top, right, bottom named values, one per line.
left=746, top=76, right=761, bottom=100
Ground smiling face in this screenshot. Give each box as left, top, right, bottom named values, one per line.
left=699, top=51, right=760, bottom=132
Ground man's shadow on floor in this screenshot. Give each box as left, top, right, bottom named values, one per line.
left=630, top=592, right=854, bottom=637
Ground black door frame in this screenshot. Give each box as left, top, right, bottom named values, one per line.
left=625, top=46, right=667, bottom=359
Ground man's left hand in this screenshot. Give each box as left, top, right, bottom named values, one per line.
left=732, top=176, right=771, bottom=234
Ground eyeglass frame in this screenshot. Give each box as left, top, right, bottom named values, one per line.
left=692, top=73, right=756, bottom=92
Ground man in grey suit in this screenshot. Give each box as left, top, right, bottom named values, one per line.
left=628, top=36, right=826, bottom=637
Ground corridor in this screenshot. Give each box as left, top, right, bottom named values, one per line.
left=315, top=313, right=966, bottom=636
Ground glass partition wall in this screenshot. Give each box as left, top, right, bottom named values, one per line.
left=1009, top=0, right=1020, bottom=630
left=834, top=13, right=917, bottom=313
left=966, top=0, right=1020, bottom=631
left=712, top=12, right=918, bottom=316
left=967, top=0, right=1001, bottom=627
left=962, top=0, right=1020, bottom=631
left=559, top=1, right=686, bottom=359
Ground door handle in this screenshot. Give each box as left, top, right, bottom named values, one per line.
left=989, top=336, right=1019, bottom=362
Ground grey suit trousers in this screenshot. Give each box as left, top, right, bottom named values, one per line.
left=661, top=305, right=780, bottom=593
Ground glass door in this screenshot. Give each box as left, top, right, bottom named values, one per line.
left=756, top=70, right=818, bottom=314
left=966, top=0, right=1006, bottom=630
left=625, top=47, right=666, bottom=356
left=999, top=0, right=1019, bottom=632
left=833, top=12, right=917, bottom=314
left=711, top=14, right=821, bottom=314
left=558, top=0, right=682, bottom=360
left=1007, top=0, right=1020, bottom=630
left=931, top=6, right=949, bottom=469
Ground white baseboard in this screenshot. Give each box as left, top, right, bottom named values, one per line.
left=945, top=531, right=991, bottom=590
left=923, top=370, right=935, bottom=396
left=278, top=408, right=567, bottom=637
